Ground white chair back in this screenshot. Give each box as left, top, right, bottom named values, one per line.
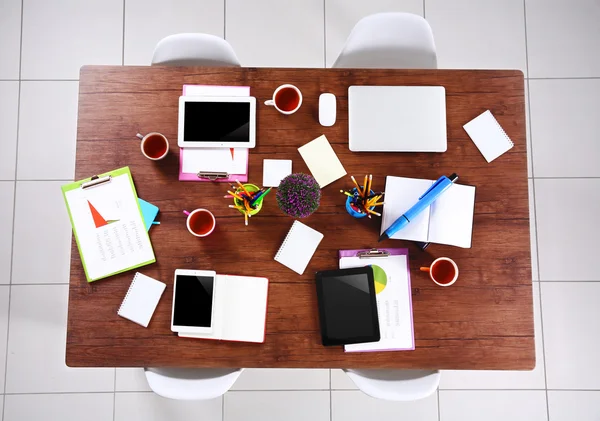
left=344, top=369, right=440, bottom=401
left=144, top=368, right=243, bottom=400
left=333, top=13, right=437, bottom=69
left=151, top=33, right=241, bottom=67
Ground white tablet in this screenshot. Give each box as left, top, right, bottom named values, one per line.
left=178, top=96, right=256, bottom=148
left=171, top=269, right=217, bottom=333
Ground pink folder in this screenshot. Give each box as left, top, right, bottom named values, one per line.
left=178, top=148, right=249, bottom=182
left=179, top=85, right=250, bottom=182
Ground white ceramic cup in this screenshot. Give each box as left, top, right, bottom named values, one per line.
left=420, top=257, right=459, bottom=287
left=183, top=208, right=216, bottom=237
left=264, top=84, right=303, bottom=115
left=136, top=132, right=169, bottom=160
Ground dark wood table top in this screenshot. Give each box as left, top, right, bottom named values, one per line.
left=67, top=66, right=533, bottom=370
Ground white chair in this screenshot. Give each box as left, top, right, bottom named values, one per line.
left=144, top=368, right=244, bottom=400
left=343, top=369, right=440, bottom=401
left=151, top=33, right=241, bottom=67
left=333, top=13, right=437, bottom=69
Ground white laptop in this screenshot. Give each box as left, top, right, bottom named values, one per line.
left=348, top=86, right=447, bottom=152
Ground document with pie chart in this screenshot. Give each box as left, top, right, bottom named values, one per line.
left=62, top=167, right=155, bottom=282
left=339, top=248, right=415, bottom=352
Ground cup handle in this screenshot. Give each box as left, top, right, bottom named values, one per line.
left=136, top=133, right=144, bottom=140
left=419, top=267, right=430, bottom=272
left=264, top=100, right=274, bottom=106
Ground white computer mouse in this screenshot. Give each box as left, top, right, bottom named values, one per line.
left=319, top=93, right=336, bottom=127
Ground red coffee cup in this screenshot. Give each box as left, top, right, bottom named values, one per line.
left=420, top=257, right=459, bottom=287
left=264, top=84, right=302, bottom=115
left=183, top=209, right=216, bottom=237
left=137, top=132, right=169, bottom=160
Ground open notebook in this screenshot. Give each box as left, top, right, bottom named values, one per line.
left=381, top=176, right=476, bottom=248
left=178, top=275, right=269, bottom=343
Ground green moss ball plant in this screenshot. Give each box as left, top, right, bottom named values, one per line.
left=276, top=173, right=321, bottom=218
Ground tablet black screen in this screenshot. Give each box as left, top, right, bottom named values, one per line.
left=173, top=274, right=214, bottom=328
left=184, top=102, right=250, bottom=143
left=316, top=267, right=380, bottom=346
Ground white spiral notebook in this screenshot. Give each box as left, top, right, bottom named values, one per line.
left=274, top=221, right=324, bottom=275
left=118, top=272, right=166, bottom=327
left=463, top=110, right=514, bottom=163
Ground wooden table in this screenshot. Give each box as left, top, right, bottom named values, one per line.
left=67, top=66, right=533, bottom=370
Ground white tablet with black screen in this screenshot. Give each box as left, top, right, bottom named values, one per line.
left=177, top=96, right=256, bottom=148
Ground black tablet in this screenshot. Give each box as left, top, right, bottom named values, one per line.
left=315, top=267, right=380, bottom=346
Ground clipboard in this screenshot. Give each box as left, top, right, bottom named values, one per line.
left=61, top=167, right=156, bottom=282
left=178, top=148, right=249, bottom=182
left=338, top=247, right=415, bottom=352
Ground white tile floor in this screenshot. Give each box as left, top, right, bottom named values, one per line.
left=0, top=0, right=599, bottom=419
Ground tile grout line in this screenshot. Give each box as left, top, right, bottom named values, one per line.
left=121, top=0, right=125, bottom=66
left=523, top=0, right=550, bottom=417
left=223, top=0, right=226, bottom=40
left=2, top=0, right=25, bottom=417
left=222, top=394, right=225, bottom=421
left=436, top=389, right=441, bottom=421
left=113, top=368, right=116, bottom=421
left=423, top=0, right=426, bottom=18
left=323, top=0, right=326, bottom=68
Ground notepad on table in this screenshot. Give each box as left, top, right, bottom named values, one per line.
left=380, top=176, right=476, bottom=248
left=298, top=135, right=347, bottom=187
left=463, top=110, right=514, bottom=163
left=275, top=221, right=324, bottom=275
left=263, top=159, right=292, bottom=187
left=118, top=272, right=166, bottom=328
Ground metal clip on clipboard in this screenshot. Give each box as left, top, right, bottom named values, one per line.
left=81, top=175, right=112, bottom=189
left=356, top=248, right=390, bottom=259
left=197, top=171, right=229, bottom=181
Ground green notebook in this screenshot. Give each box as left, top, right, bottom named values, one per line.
left=61, top=167, right=156, bottom=282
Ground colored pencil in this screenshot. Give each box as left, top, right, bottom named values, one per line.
left=235, top=180, right=252, bottom=196
left=350, top=176, right=361, bottom=193
left=244, top=211, right=248, bottom=226
left=227, top=190, right=244, bottom=201
left=367, top=174, right=372, bottom=195
left=362, top=175, right=368, bottom=197
left=340, top=190, right=353, bottom=198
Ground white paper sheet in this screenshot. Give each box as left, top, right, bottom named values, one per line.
left=262, top=159, right=292, bottom=187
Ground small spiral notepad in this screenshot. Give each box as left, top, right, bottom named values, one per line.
left=118, top=272, right=166, bottom=328
left=275, top=221, right=324, bottom=275
left=463, top=110, right=514, bottom=163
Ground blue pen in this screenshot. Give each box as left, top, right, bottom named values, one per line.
left=378, top=173, right=459, bottom=242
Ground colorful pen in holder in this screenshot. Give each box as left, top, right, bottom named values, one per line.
left=342, top=175, right=385, bottom=219
left=226, top=181, right=270, bottom=226
left=345, top=187, right=375, bottom=219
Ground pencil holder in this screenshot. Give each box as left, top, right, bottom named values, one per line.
left=234, top=183, right=263, bottom=216
left=345, top=187, right=375, bottom=219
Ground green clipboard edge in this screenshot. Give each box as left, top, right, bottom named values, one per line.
left=61, top=166, right=156, bottom=283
